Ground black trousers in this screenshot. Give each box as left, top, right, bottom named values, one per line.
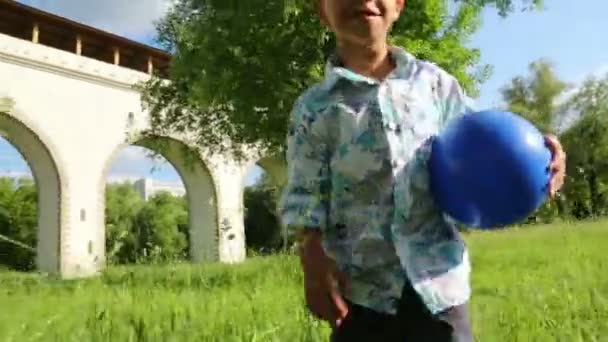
left=331, top=281, right=473, bottom=342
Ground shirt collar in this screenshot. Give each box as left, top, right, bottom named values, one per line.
left=323, top=45, right=415, bottom=86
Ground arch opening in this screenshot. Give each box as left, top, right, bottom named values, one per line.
left=0, top=112, right=61, bottom=274
left=102, top=136, right=218, bottom=265
left=242, top=156, right=287, bottom=255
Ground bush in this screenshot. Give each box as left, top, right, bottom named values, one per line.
left=0, top=178, right=37, bottom=271
left=105, top=183, right=189, bottom=265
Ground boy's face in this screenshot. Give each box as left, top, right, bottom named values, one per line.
left=318, top=0, right=405, bottom=46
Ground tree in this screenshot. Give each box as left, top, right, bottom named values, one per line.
left=140, top=0, right=545, bottom=159
left=105, top=183, right=189, bottom=264
left=499, top=59, right=570, bottom=222
left=559, top=73, right=608, bottom=218
left=501, top=62, right=608, bottom=222
left=0, top=177, right=37, bottom=271
left=133, top=192, right=189, bottom=263
left=243, top=173, right=283, bottom=253
left=500, top=59, right=568, bottom=133
left=105, top=182, right=144, bottom=264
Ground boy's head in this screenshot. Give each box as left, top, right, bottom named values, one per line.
left=318, top=0, right=405, bottom=47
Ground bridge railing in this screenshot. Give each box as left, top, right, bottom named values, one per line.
left=0, top=0, right=170, bottom=78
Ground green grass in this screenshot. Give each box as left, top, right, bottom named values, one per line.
left=1, top=220, right=608, bottom=341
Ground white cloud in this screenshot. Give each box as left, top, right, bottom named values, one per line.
left=570, top=64, right=608, bottom=90
left=115, top=146, right=163, bottom=164
left=556, top=64, right=608, bottom=105
left=19, top=0, right=171, bottom=39
left=554, top=64, right=608, bottom=132
left=107, top=146, right=180, bottom=182
left=0, top=170, right=32, bottom=179
left=551, top=64, right=608, bottom=105
left=590, top=65, right=608, bottom=79
left=106, top=174, right=142, bottom=184
left=106, top=174, right=184, bottom=193
left=114, top=146, right=173, bottom=167
left=5, top=3, right=188, bottom=187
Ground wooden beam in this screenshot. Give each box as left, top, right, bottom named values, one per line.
left=75, top=35, right=82, bottom=55
left=147, top=56, right=153, bottom=75
left=32, top=22, right=39, bottom=43
left=113, top=47, right=120, bottom=65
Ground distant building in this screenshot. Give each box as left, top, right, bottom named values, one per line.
left=133, top=177, right=186, bottom=201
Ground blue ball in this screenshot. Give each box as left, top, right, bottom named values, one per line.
left=428, top=110, right=552, bottom=229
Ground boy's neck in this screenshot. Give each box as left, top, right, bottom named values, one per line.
left=335, top=40, right=395, bottom=80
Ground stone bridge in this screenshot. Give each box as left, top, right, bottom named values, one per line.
left=0, top=1, right=285, bottom=278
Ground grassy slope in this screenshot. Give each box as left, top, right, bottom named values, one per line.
left=1, top=220, right=607, bottom=341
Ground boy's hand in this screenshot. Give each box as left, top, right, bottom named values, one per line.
left=544, top=134, right=567, bottom=198
left=298, top=230, right=349, bottom=328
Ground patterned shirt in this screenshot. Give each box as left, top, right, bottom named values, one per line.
left=279, top=46, right=476, bottom=315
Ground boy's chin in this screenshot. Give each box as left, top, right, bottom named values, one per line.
left=340, top=30, right=388, bottom=47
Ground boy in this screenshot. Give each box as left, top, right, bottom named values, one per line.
left=279, top=0, right=566, bottom=341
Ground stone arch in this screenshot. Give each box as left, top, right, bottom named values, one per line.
left=99, top=136, right=219, bottom=263
left=0, top=108, right=63, bottom=275
left=243, top=154, right=287, bottom=189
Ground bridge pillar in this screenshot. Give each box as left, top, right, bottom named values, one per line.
left=58, top=178, right=105, bottom=278
left=210, top=159, right=247, bottom=263
left=0, top=104, right=68, bottom=277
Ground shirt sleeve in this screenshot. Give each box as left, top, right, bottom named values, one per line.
left=433, top=71, right=478, bottom=226
left=278, top=97, right=331, bottom=233
left=388, top=70, right=475, bottom=311
left=436, top=71, right=478, bottom=126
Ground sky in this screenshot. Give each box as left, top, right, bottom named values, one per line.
left=1, top=0, right=607, bottom=187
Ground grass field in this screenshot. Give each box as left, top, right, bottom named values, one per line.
left=1, top=220, right=608, bottom=341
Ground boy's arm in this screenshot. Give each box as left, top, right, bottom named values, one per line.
left=279, top=97, right=331, bottom=248
left=279, top=97, right=348, bottom=324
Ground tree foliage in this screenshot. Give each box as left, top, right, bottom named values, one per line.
left=140, top=0, right=544, bottom=158
left=0, top=181, right=192, bottom=269
left=500, top=59, right=568, bottom=133
left=501, top=59, right=608, bottom=223
left=501, top=60, right=567, bottom=222
left=243, top=173, right=286, bottom=254
left=0, top=178, right=37, bottom=271
left=105, top=182, right=145, bottom=263
left=0, top=177, right=286, bottom=270
left=105, top=183, right=189, bottom=264
left=560, top=74, right=608, bottom=218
